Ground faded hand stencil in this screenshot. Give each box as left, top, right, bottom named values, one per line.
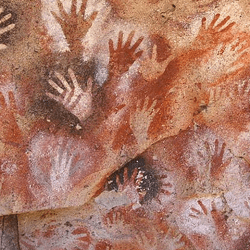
left=1, top=0, right=250, bottom=249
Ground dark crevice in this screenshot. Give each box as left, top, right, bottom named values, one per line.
left=16, top=216, right=21, bottom=250
left=0, top=216, right=4, bottom=249
left=1, top=215, right=20, bottom=250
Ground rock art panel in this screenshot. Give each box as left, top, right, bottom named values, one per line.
left=17, top=125, right=250, bottom=249
left=1, top=2, right=250, bottom=248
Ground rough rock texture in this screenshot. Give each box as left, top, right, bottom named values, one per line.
left=0, top=215, right=20, bottom=249
left=1, top=0, right=250, bottom=249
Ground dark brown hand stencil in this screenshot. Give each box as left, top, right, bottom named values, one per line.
left=52, top=0, right=98, bottom=55
left=108, top=31, right=144, bottom=78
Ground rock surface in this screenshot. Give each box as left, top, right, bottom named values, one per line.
left=0, top=0, right=250, bottom=248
